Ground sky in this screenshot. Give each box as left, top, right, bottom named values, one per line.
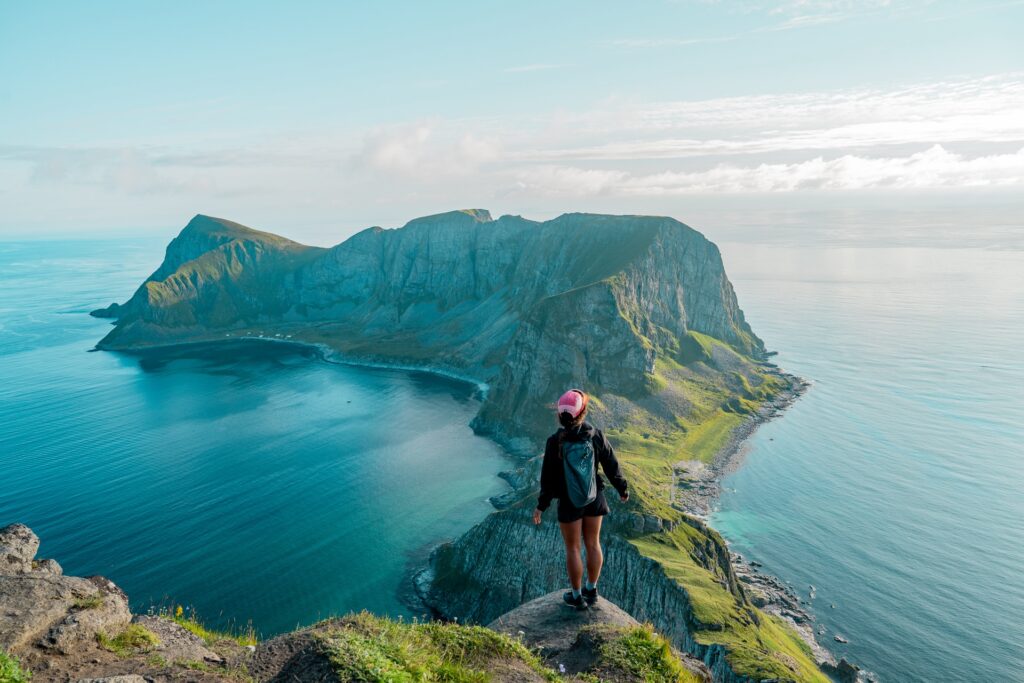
left=1, top=0, right=1023, bottom=245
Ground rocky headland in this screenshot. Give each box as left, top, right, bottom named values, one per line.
left=49, top=209, right=858, bottom=681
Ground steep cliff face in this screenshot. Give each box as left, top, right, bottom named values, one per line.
left=94, top=209, right=764, bottom=454
left=425, top=505, right=827, bottom=683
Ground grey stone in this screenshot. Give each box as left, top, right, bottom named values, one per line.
left=131, top=615, right=223, bottom=664
left=488, top=590, right=639, bottom=657
left=0, top=523, right=39, bottom=575
left=34, top=558, right=63, bottom=575
left=39, top=576, right=132, bottom=654
left=0, top=572, right=96, bottom=652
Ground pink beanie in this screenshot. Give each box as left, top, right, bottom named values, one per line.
left=557, top=389, right=588, bottom=418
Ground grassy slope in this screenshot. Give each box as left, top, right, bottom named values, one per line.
left=313, top=612, right=700, bottom=683
left=596, top=330, right=826, bottom=682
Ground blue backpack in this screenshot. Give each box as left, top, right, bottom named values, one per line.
left=561, top=436, right=598, bottom=508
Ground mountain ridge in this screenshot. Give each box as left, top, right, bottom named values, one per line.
left=92, top=209, right=765, bottom=454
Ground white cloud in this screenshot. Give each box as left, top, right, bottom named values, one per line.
left=3, top=72, right=1022, bottom=235
left=351, top=122, right=502, bottom=179
left=521, top=74, right=1024, bottom=160
left=510, top=146, right=1024, bottom=196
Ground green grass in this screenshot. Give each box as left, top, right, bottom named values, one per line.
left=591, top=624, right=704, bottom=683
left=72, top=594, right=104, bottom=610
left=631, top=527, right=828, bottom=683
left=146, top=654, right=169, bottom=667
left=0, top=651, right=31, bottom=683
left=97, top=624, right=160, bottom=658
left=316, top=612, right=561, bottom=682
left=166, top=609, right=257, bottom=647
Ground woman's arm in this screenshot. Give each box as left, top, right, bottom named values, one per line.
left=596, top=429, right=629, bottom=501
left=536, top=436, right=558, bottom=513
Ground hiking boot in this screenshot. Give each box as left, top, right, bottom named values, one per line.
left=563, top=590, right=587, bottom=610
left=582, top=586, right=598, bottom=606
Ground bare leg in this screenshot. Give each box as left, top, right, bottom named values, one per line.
left=558, top=520, right=583, bottom=590
left=582, top=514, right=604, bottom=586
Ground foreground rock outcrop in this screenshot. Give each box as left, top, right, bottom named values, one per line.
left=0, top=524, right=241, bottom=682
left=1, top=524, right=712, bottom=683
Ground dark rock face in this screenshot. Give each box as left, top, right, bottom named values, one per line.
left=95, top=210, right=763, bottom=452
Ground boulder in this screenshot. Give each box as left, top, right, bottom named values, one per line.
left=0, top=523, right=39, bottom=574
left=39, top=576, right=132, bottom=655
left=0, top=572, right=98, bottom=652
left=488, top=589, right=639, bottom=658
left=488, top=591, right=710, bottom=681
left=34, top=558, right=63, bottom=575
left=131, top=615, right=224, bottom=665
left=0, top=524, right=132, bottom=658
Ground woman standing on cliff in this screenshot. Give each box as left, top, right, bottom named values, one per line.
left=533, top=389, right=629, bottom=609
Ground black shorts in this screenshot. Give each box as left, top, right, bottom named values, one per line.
left=557, top=489, right=610, bottom=523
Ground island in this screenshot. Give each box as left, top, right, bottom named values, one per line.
left=43, top=210, right=854, bottom=681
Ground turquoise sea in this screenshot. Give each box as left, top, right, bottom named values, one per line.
left=0, top=238, right=509, bottom=636
left=2, top=232, right=1022, bottom=682
left=712, top=243, right=1024, bottom=683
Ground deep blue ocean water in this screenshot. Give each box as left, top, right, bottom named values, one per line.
left=0, top=238, right=508, bottom=636
left=2, top=235, right=1022, bottom=681
left=713, top=244, right=1024, bottom=683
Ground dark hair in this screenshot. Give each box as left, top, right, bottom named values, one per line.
left=556, top=406, right=587, bottom=455
left=558, top=409, right=585, bottom=429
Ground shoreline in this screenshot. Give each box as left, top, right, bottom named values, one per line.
left=102, top=332, right=491, bottom=396
left=674, top=368, right=867, bottom=680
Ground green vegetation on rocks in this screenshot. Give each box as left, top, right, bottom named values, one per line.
left=96, top=623, right=160, bottom=657
left=590, top=624, right=704, bottom=683
left=0, top=651, right=31, bottom=683
left=632, top=528, right=827, bottom=682
left=167, top=607, right=258, bottom=647
left=315, top=612, right=560, bottom=682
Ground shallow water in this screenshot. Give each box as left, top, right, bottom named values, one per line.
left=712, top=244, right=1024, bottom=682
left=0, top=239, right=508, bottom=636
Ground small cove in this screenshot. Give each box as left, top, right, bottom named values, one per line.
left=0, top=238, right=511, bottom=636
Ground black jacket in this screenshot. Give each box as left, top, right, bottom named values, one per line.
left=537, top=421, right=628, bottom=511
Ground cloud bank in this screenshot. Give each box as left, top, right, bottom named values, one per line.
left=2, top=72, right=1023, bottom=234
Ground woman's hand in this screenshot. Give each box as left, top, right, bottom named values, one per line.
left=532, top=508, right=543, bottom=525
